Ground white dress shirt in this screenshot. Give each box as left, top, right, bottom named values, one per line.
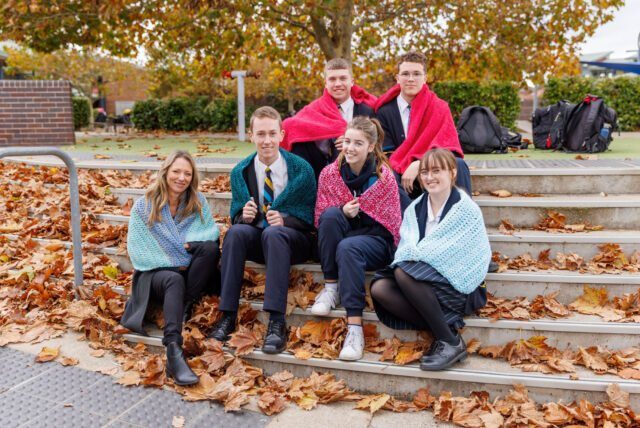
left=426, top=195, right=446, bottom=236
left=338, top=97, right=355, bottom=123
left=254, top=153, right=288, bottom=209
left=396, top=95, right=411, bottom=137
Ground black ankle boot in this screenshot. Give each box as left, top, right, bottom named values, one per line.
left=166, top=342, right=199, bottom=386
left=182, top=301, right=194, bottom=324
left=207, top=313, right=236, bottom=342
left=488, top=261, right=499, bottom=273
left=262, top=319, right=287, bottom=354
left=419, top=334, right=467, bottom=371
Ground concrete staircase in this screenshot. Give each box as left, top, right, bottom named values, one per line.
left=3, top=156, right=640, bottom=407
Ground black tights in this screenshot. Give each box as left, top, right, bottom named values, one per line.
left=370, top=268, right=457, bottom=343
left=150, top=241, right=220, bottom=346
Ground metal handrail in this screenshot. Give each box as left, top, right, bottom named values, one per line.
left=0, top=148, right=83, bottom=295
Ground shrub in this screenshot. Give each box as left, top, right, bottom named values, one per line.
left=157, top=97, right=208, bottom=132
left=132, top=99, right=162, bottom=131
left=543, top=76, right=640, bottom=131
left=204, top=99, right=257, bottom=132
left=432, top=81, right=521, bottom=129
left=72, top=97, right=92, bottom=130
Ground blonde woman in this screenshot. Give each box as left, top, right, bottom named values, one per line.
left=121, top=150, right=220, bottom=385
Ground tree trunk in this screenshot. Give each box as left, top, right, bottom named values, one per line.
left=309, top=0, right=354, bottom=64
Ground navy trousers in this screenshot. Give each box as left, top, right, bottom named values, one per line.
left=149, top=241, right=220, bottom=346
left=219, top=224, right=312, bottom=315
left=317, top=207, right=393, bottom=317
left=397, top=157, right=473, bottom=211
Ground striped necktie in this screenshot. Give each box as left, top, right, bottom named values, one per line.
left=263, top=166, right=274, bottom=227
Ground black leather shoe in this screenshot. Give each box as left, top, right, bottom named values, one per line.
left=207, top=313, right=236, bottom=342
left=488, top=261, right=499, bottom=273
left=262, top=320, right=287, bottom=354
left=419, top=335, right=467, bottom=371
left=166, top=342, right=199, bottom=386
left=182, top=301, right=194, bottom=324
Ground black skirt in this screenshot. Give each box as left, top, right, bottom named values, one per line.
left=371, top=261, right=486, bottom=331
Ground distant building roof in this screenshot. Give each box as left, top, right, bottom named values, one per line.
left=579, top=51, right=614, bottom=62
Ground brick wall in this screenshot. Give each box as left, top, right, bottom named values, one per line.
left=0, top=80, right=75, bottom=146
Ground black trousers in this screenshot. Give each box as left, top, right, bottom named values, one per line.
left=317, top=207, right=392, bottom=317
left=396, top=157, right=473, bottom=211
left=149, top=241, right=220, bottom=346
left=290, top=142, right=337, bottom=182
left=219, top=224, right=312, bottom=315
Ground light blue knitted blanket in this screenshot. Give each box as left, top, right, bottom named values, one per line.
left=127, top=192, right=219, bottom=271
left=392, top=190, right=491, bottom=294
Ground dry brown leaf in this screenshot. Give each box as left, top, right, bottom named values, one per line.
left=355, top=393, right=391, bottom=414
left=59, top=356, right=79, bottom=366
left=227, top=327, right=260, bottom=356
left=172, top=415, right=185, bottom=428
left=35, top=346, right=60, bottom=363
left=606, top=384, right=630, bottom=408
left=490, top=189, right=512, bottom=198
left=258, top=391, right=288, bottom=415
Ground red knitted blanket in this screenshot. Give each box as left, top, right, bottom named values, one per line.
left=315, top=161, right=401, bottom=246
left=281, top=85, right=377, bottom=150
left=374, top=84, right=463, bottom=174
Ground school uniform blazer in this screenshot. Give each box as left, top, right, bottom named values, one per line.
left=375, top=100, right=406, bottom=152
left=232, top=161, right=311, bottom=231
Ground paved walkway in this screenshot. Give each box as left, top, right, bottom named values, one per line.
left=0, top=347, right=269, bottom=428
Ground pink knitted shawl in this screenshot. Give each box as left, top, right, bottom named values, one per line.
left=315, top=161, right=401, bottom=246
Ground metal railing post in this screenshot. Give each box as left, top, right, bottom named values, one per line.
left=231, top=70, right=247, bottom=142
left=0, top=148, right=83, bottom=296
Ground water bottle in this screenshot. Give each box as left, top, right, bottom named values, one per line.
left=600, top=125, right=610, bottom=139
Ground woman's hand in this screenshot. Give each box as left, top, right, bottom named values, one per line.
left=342, top=199, right=360, bottom=218
left=401, top=160, right=420, bottom=193
left=242, top=199, right=258, bottom=223
left=334, top=135, right=345, bottom=151
left=266, top=210, right=284, bottom=227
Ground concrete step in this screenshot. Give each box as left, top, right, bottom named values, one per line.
left=471, top=166, right=640, bottom=195
left=243, top=301, right=639, bottom=350
left=121, top=329, right=640, bottom=407
left=104, top=191, right=640, bottom=229
left=5, top=156, right=640, bottom=194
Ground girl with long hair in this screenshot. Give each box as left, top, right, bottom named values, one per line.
left=312, top=116, right=402, bottom=361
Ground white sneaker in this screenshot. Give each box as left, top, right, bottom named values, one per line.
left=339, top=327, right=364, bottom=361
left=310, top=286, right=340, bottom=316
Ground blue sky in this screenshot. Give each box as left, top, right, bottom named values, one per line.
left=580, top=1, right=640, bottom=58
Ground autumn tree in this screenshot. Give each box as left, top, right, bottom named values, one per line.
left=0, top=0, right=624, bottom=101
left=4, top=45, right=150, bottom=98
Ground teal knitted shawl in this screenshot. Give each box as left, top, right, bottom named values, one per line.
left=127, top=192, right=220, bottom=271
left=393, top=190, right=491, bottom=293
left=230, top=149, right=316, bottom=225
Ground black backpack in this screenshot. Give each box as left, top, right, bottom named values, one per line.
left=532, top=100, right=574, bottom=150
left=561, top=95, right=617, bottom=153
left=457, top=106, right=507, bottom=154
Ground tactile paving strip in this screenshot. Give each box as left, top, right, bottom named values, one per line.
left=12, top=363, right=104, bottom=402
left=0, top=389, right=58, bottom=426
left=0, top=353, right=54, bottom=389
left=69, top=376, right=154, bottom=418
left=20, top=406, right=107, bottom=428
left=116, top=388, right=269, bottom=428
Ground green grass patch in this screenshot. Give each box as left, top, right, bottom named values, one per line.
left=66, top=134, right=256, bottom=158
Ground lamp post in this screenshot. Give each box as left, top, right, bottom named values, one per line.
left=231, top=71, right=247, bottom=141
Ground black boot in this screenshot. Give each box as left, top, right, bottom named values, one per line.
left=207, top=313, right=236, bottom=342
left=419, top=334, right=467, bottom=371
left=262, top=319, right=287, bottom=354
left=182, top=301, right=194, bottom=325
left=165, top=342, right=199, bottom=386
left=488, top=261, right=499, bottom=273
